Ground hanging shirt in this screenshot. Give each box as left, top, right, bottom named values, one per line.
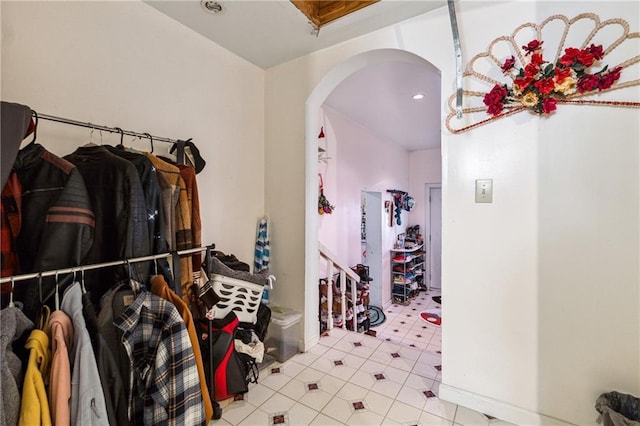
left=114, top=290, right=205, bottom=426
left=47, top=309, right=73, bottom=426
left=0, top=306, right=34, bottom=426
left=19, top=328, right=51, bottom=426
left=149, top=274, right=213, bottom=422
left=60, top=282, right=109, bottom=425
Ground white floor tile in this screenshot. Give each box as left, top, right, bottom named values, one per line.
left=420, top=411, right=455, bottom=426
left=453, top=406, right=490, bottom=426
left=260, top=392, right=297, bottom=413
left=322, top=395, right=354, bottom=424
left=222, top=399, right=258, bottom=425
left=288, top=402, right=320, bottom=425
left=423, top=398, right=458, bottom=421
left=385, top=400, right=424, bottom=424
left=236, top=407, right=268, bottom=426
left=310, top=412, right=345, bottom=425
left=348, top=409, right=386, bottom=426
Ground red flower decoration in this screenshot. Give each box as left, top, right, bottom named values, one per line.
left=501, top=56, right=516, bottom=73
left=483, top=39, right=622, bottom=116
left=541, top=97, right=557, bottom=114
left=522, top=40, right=543, bottom=55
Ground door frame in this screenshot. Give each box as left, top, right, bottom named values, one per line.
left=425, top=183, right=442, bottom=290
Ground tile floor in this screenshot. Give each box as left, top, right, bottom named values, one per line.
left=214, top=289, right=515, bottom=426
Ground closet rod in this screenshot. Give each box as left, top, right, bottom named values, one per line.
left=36, top=112, right=188, bottom=145
left=0, top=245, right=214, bottom=285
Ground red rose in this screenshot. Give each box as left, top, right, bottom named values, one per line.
left=522, top=40, right=543, bottom=55
left=587, top=44, right=604, bottom=60
left=577, top=74, right=599, bottom=93
left=514, top=77, right=532, bottom=91
left=501, top=56, right=516, bottom=73
left=554, top=67, right=571, bottom=82
left=559, top=47, right=580, bottom=66
left=524, top=63, right=540, bottom=78
left=541, top=97, right=557, bottom=114
left=576, top=49, right=595, bottom=67
left=487, top=102, right=504, bottom=116
left=598, top=66, right=622, bottom=90
left=534, top=77, right=555, bottom=95
left=483, top=84, right=507, bottom=106
left=531, top=53, right=544, bottom=65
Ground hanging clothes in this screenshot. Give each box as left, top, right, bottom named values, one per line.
left=47, top=309, right=73, bottom=426
left=18, top=327, right=51, bottom=426
left=6, top=143, right=95, bottom=320
left=113, top=289, right=205, bottom=426
left=1, top=173, right=22, bottom=283
left=105, top=146, right=173, bottom=286
left=60, top=282, right=109, bottom=425
left=150, top=274, right=213, bottom=422
left=81, top=290, right=129, bottom=426
left=64, top=146, right=150, bottom=305
left=158, top=157, right=202, bottom=282
left=0, top=306, right=34, bottom=426
left=0, top=101, right=32, bottom=189
left=145, top=154, right=193, bottom=300
left=253, top=216, right=270, bottom=273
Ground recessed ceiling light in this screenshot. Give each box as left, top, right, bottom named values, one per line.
left=201, top=0, right=224, bottom=15
left=412, top=93, right=425, bottom=100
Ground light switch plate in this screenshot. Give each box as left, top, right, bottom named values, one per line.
left=475, top=179, right=493, bottom=203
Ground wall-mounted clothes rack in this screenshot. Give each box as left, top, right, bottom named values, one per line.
left=0, top=244, right=214, bottom=285
left=34, top=111, right=188, bottom=163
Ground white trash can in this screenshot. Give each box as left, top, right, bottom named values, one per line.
left=266, top=306, right=302, bottom=363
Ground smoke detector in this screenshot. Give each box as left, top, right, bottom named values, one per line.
left=201, top=1, right=224, bottom=15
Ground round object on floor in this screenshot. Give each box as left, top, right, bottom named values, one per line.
left=368, top=306, right=386, bottom=327
left=420, top=312, right=441, bottom=326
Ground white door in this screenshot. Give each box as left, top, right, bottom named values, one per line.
left=428, top=186, right=442, bottom=289
left=363, top=191, right=383, bottom=307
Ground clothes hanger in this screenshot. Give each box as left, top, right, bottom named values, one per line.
left=143, top=132, right=154, bottom=153
left=27, top=110, right=38, bottom=145
left=83, top=126, right=99, bottom=147
left=8, top=277, right=15, bottom=308
left=54, top=271, right=61, bottom=311
left=114, top=127, right=125, bottom=149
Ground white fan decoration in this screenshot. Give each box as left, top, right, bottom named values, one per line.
left=446, top=13, right=640, bottom=134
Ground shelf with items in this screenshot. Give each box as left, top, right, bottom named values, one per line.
left=390, top=243, right=426, bottom=305
left=318, top=267, right=372, bottom=334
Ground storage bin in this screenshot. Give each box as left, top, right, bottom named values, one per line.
left=266, top=306, right=302, bottom=363
left=211, top=273, right=264, bottom=324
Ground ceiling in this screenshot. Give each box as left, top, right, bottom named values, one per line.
left=146, top=0, right=446, bottom=151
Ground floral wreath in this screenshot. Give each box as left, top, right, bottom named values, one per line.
left=445, top=13, right=640, bottom=134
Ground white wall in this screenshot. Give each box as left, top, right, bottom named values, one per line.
left=1, top=1, right=265, bottom=264
left=320, top=106, right=411, bottom=307
left=266, top=1, right=640, bottom=425
left=408, top=148, right=443, bottom=238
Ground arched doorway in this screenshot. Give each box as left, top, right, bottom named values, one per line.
left=303, top=48, right=441, bottom=349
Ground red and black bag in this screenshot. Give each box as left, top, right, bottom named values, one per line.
left=199, top=311, right=248, bottom=401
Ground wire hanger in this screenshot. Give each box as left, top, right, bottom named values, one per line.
left=27, top=110, right=39, bottom=146
left=114, top=127, right=124, bottom=148
left=143, top=132, right=154, bottom=153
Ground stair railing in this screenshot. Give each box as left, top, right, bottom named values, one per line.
left=318, top=242, right=360, bottom=332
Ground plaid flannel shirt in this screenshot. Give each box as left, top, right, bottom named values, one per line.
left=114, top=290, right=205, bottom=426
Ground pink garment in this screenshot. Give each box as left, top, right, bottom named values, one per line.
left=48, top=310, right=73, bottom=426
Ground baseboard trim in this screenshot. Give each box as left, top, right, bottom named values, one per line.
left=439, top=383, right=576, bottom=426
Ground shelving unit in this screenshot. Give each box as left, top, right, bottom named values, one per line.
left=390, top=244, right=426, bottom=305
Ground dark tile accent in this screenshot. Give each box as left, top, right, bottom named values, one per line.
left=434, top=365, right=442, bottom=371
left=409, top=344, right=416, bottom=348
left=374, top=373, right=386, bottom=381
left=271, top=367, right=281, bottom=374
left=273, top=414, right=286, bottom=424
left=385, top=338, right=391, bottom=341
left=436, top=350, right=442, bottom=354
left=307, top=383, right=319, bottom=391
left=391, top=352, right=401, bottom=358
left=485, top=414, right=496, bottom=420
left=233, top=394, right=244, bottom=401
left=416, top=334, right=422, bottom=338
left=400, top=321, right=406, bottom=324
left=393, top=329, right=399, bottom=333
left=424, top=390, right=436, bottom=398
left=334, top=360, right=344, bottom=366
left=352, top=401, right=365, bottom=411
left=353, top=342, right=363, bottom=347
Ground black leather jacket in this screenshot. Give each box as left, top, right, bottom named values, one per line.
left=64, top=146, right=151, bottom=305
left=12, top=143, right=95, bottom=320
